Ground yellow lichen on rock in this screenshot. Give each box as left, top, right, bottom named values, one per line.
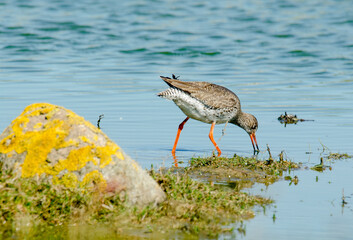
left=33, top=122, right=43, bottom=129
left=0, top=117, right=30, bottom=155
left=97, top=141, right=123, bottom=168
left=0, top=103, right=166, bottom=205
left=21, top=119, right=67, bottom=178
left=52, top=172, right=79, bottom=189
left=52, top=170, right=106, bottom=190
left=81, top=170, right=107, bottom=190
left=56, top=145, right=98, bottom=172
left=0, top=103, right=123, bottom=187
left=23, top=102, right=57, bottom=117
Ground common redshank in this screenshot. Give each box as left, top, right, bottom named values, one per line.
left=158, top=75, right=259, bottom=156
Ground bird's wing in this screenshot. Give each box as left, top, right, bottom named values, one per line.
left=160, top=76, right=240, bottom=109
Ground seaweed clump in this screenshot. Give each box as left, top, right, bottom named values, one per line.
left=187, top=152, right=299, bottom=189
left=278, top=112, right=313, bottom=126
left=0, top=157, right=274, bottom=239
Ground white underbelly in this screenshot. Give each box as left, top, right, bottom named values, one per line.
left=160, top=87, right=237, bottom=124
left=173, top=98, right=235, bottom=124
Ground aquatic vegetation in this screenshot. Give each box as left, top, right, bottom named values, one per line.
left=310, top=152, right=352, bottom=172
left=326, top=152, right=352, bottom=160
left=310, top=158, right=331, bottom=172
left=2, top=150, right=349, bottom=238
left=187, top=154, right=299, bottom=188
left=278, top=112, right=313, bottom=125
left=0, top=154, right=294, bottom=239
left=285, top=175, right=299, bottom=185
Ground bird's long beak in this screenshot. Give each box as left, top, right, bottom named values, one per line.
left=250, top=133, right=259, bottom=152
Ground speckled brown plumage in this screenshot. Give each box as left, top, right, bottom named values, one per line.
left=158, top=75, right=259, bottom=155
left=160, top=76, right=240, bottom=110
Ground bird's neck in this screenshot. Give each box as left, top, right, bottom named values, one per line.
left=230, top=111, right=251, bottom=129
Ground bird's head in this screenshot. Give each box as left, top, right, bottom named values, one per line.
left=231, top=112, right=259, bottom=152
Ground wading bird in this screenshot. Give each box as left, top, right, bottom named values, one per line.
left=158, top=75, right=259, bottom=156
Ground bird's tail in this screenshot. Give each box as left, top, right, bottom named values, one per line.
left=158, top=74, right=182, bottom=100
left=157, top=88, right=180, bottom=100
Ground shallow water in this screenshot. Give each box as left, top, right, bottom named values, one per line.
left=243, top=159, right=353, bottom=240
left=1, top=0, right=353, bottom=239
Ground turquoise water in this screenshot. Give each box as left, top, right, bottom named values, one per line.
left=1, top=0, right=353, bottom=239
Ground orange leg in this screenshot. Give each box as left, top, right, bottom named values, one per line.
left=172, top=153, right=178, bottom=167
left=172, top=117, right=189, bottom=154
left=209, top=122, right=221, bottom=157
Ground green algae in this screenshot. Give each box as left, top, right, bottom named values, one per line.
left=310, top=157, right=330, bottom=172
left=186, top=154, right=299, bottom=188
left=0, top=154, right=299, bottom=239
left=311, top=152, right=352, bottom=172
left=326, top=152, right=352, bottom=160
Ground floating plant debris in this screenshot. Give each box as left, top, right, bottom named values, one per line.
left=278, top=112, right=313, bottom=125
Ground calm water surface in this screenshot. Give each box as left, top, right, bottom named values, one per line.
left=1, top=0, right=353, bottom=239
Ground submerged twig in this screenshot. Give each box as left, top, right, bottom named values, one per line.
left=266, top=144, right=273, bottom=164
left=97, top=114, right=104, bottom=129
left=278, top=151, right=284, bottom=162
left=342, top=188, right=347, bottom=206
left=267, top=145, right=273, bottom=160
left=217, top=121, right=228, bottom=144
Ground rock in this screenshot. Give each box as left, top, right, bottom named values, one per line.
left=0, top=103, right=165, bottom=206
